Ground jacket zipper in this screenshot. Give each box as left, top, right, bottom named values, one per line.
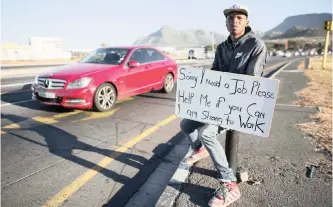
left=228, top=46, right=236, bottom=72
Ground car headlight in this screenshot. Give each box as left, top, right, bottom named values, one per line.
left=67, top=77, right=92, bottom=89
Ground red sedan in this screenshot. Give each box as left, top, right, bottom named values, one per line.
left=31, top=46, right=178, bottom=111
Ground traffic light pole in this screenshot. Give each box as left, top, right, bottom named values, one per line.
left=322, top=30, right=330, bottom=70
left=322, top=20, right=332, bottom=70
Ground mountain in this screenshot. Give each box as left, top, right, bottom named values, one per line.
left=264, top=13, right=332, bottom=39
left=133, top=25, right=227, bottom=47
left=272, top=26, right=326, bottom=39
left=253, top=30, right=265, bottom=38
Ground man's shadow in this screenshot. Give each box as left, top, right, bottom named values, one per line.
left=2, top=113, right=187, bottom=206
left=2, top=113, right=147, bottom=184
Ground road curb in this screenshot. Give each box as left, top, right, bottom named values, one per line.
left=154, top=148, right=194, bottom=207
left=153, top=58, right=302, bottom=207
left=123, top=138, right=192, bottom=207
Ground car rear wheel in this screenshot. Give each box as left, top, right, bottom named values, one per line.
left=93, top=83, right=117, bottom=112
left=162, top=73, right=174, bottom=93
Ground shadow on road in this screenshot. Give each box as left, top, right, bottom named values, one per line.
left=102, top=132, right=184, bottom=207
left=2, top=113, right=147, bottom=185
left=2, top=113, right=184, bottom=206
left=158, top=166, right=220, bottom=207
left=173, top=182, right=215, bottom=207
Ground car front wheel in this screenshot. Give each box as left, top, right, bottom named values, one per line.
left=162, top=73, right=174, bottom=93
left=93, top=83, right=117, bottom=112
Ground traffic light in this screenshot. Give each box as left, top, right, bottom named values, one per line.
left=324, top=20, right=332, bottom=31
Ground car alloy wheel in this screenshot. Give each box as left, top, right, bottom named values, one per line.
left=94, top=83, right=117, bottom=112
left=163, top=73, right=174, bottom=93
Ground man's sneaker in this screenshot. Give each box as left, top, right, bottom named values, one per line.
left=184, top=147, right=209, bottom=165
left=208, top=182, right=241, bottom=207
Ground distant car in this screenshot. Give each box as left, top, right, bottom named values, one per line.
left=31, top=46, right=178, bottom=112
left=188, top=48, right=206, bottom=60
left=283, top=52, right=292, bottom=57
left=275, top=50, right=284, bottom=56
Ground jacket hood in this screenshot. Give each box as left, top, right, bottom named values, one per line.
left=226, top=26, right=255, bottom=48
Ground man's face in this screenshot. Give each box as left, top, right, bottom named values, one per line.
left=226, top=12, right=248, bottom=36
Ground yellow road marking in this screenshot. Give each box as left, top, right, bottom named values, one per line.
left=3, top=123, right=20, bottom=129
left=32, top=110, right=83, bottom=124
left=117, top=97, right=134, bottom=103
left=72, top=97, right=133, bottom=123
left=1, top=123, right=21, bottom=134
left=52, top=110, right=82, bottom=119
left=32, top=116, right=58, bottom=124
left=42, top=114, right=178, bottom=207
left=73, top=107, right=120, bottom=123
left=1, top=99, right=128, bottom=133
left=2, top=111, right=83, bottom=133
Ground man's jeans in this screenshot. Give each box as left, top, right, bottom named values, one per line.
left=180, top=118, right=237, bottom=182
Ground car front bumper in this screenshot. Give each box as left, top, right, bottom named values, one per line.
left=31, top=84, right=95, bottom=109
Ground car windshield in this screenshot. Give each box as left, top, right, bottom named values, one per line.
left=79, top=48, right=130, bottom=65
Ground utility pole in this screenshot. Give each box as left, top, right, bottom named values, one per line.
left=225, top=130, right=239, bottom=177
left=322, top=20, right=332, bottom=70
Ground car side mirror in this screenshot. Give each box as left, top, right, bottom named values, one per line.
left=128, top=60, right=140, bottom=68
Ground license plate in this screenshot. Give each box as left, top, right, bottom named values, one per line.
left=38, top=91, right=56, bottom=99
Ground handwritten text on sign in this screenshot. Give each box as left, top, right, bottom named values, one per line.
left=175, top=67, right=280, bottom=137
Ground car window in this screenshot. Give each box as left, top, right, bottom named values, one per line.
left=79, top=48, right=129, bottom=65
left=129, top=49, right=146, bottom=63
left=145, top=48, right=166, bottom=62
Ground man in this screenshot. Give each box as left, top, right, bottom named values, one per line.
left=180, top=4, right=267, bottom=207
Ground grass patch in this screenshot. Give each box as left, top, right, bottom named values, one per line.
left=294, top=56, right=332, bottom=166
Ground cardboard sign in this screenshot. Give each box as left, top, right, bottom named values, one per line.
left=175, top=67, right=280, bottom=137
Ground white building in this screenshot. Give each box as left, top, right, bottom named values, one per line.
left=1, top=37, right=72, bottom=61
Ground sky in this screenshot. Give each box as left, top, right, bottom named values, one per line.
left=2, top=0, right=332, bottom=50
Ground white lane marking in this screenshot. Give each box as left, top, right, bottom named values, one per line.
left=1, top=100, right=33, bottom=107
left=1, top=74, right=38, bottom=78
left=281, top=70, right=303, bottom=73
left=269, top=59, right=295, bottom=79
left=1, top=82, right=32, bottom=88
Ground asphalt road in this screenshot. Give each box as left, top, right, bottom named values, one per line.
left=1, top=56, right=299, bottom=207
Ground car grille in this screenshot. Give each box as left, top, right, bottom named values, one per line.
left=38, top=78, right=66, bottom=89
